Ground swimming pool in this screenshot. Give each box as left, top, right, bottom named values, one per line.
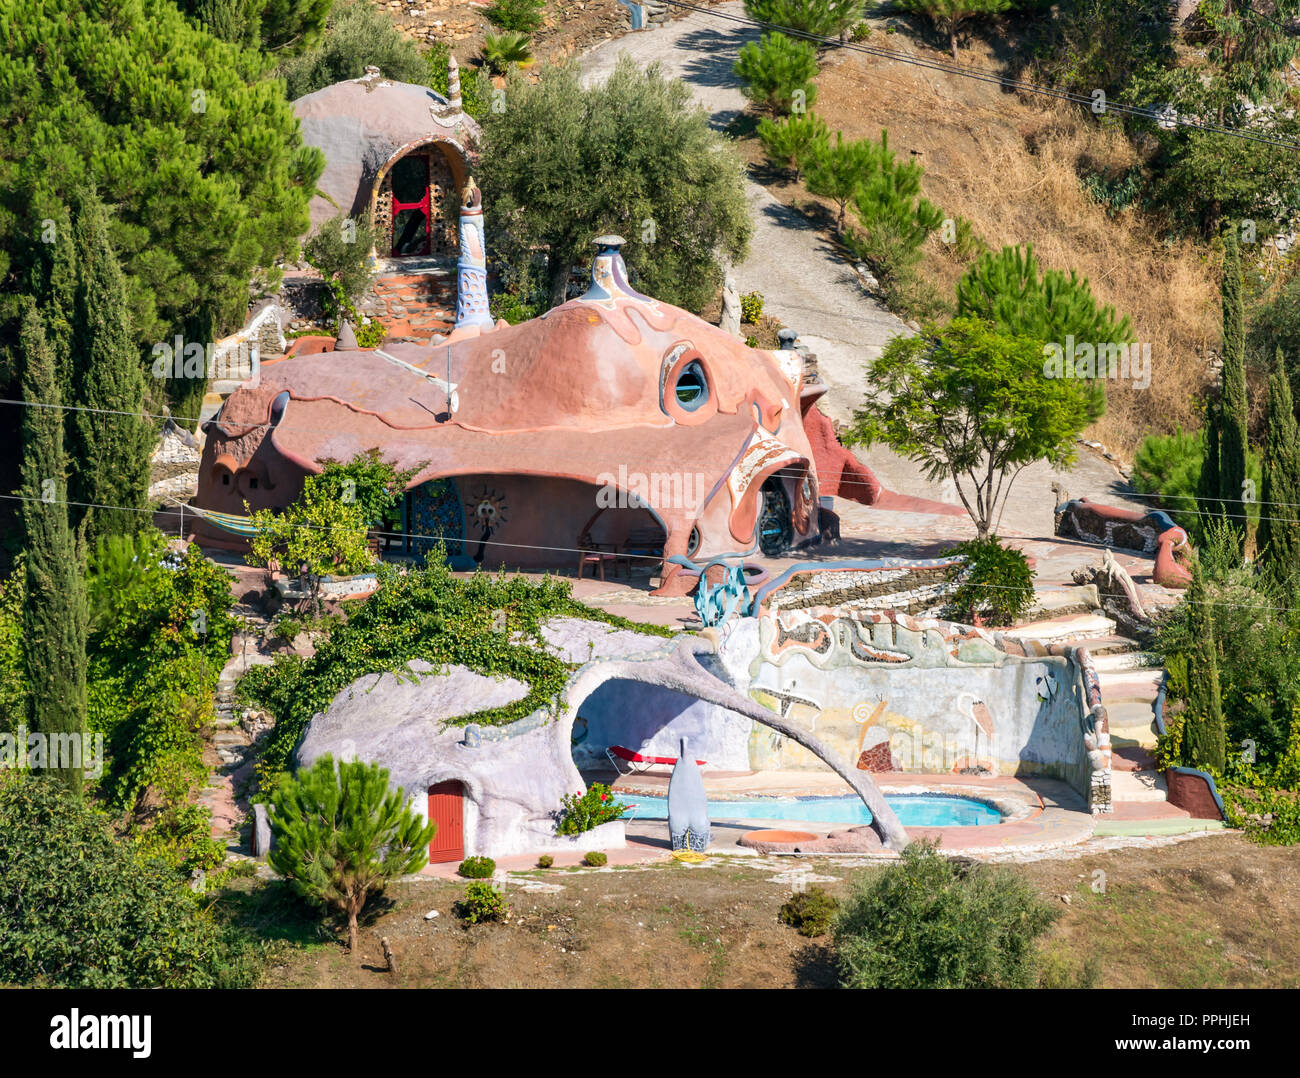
left=615, top=792, right=1003, bottom=827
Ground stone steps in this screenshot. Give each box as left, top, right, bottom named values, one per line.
left=1110, top=767, right=1169, bottom=802
left=1003, top=612, right=1117, bottom=644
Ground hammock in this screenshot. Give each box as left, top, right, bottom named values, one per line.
left=168, top=500, right=268, bottom=538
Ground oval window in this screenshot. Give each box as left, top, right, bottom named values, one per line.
left=674, top=361, right=709, bottom=410
left=269, top=390, right=290, bottom=426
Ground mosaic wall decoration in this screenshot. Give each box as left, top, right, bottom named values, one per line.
left=409, top=478, right=464, bottom=563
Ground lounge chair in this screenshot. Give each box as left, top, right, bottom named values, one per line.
left=605, top=743, right=707, bottom=776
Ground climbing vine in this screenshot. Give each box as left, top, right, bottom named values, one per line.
left=240, top=556, right=674, bottom=788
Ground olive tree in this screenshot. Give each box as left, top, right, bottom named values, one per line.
left=478, top=57, right=751, bottom=311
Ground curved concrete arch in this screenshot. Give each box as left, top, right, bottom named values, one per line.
left=558, top=636, right=910, bottom=851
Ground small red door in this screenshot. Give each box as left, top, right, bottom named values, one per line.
left=427, top=780, right=465, bottom=863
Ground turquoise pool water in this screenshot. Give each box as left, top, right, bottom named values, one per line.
left=615, top=793, right=1002, bottom=827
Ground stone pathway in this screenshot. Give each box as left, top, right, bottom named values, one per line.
left=195, top=604, right=276, bottom=852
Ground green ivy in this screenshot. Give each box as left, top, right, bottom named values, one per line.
left=241, top=557, right=674, bottom=788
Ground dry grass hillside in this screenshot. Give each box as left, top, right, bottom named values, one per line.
left=757, top=32, right=1223, bottom=459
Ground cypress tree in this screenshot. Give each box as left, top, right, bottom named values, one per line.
left=1181, top=562, right=1226, bottom=773
left=1197, top=390, right=1222, bottom=532
left=17, top=300, right=88, bottom=795
left=67, top=189, right=152, bottom=542
left=1258, top=347, right=1300, bottom=586
left=1219, top=228, right=1249, bottom=552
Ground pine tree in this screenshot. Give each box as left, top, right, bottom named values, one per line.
left=758, top=111, right=830, bottom=182
left=269, top=755, right=436, bottom=953
left=1181, top=563, right=1226, bottom=773
left=1258, top=347, right=1300, bottom=585
left=67, top=190, right=152, bottom=543
left=806, top=132, right=880, bottom=235
left=17, top=300, right=88, bottom=795
left=1218, top=228, right=1249, bottom=553
left=734, top=31, right=820, bottom=116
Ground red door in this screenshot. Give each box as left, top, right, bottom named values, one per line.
left=427, top=780, right=464, bottom=863
left=390, top=153, right=432, bottom=256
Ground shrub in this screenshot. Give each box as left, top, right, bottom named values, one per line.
left=850, top=20, right=872, bottom=40
left=942, top=537, right=1036, bottom=626
left=892, top=0, right=1012, bottom=62
left=939, top=214, right=988, bottom=262
left=583, top=850, right=608, bottom=867
left=481, top=30, right=532, bottom=74
left=537, top=854, right=554, bottom=868
left=273, top=615, right=303, bottom=643
left=304, top=214, right=379, bottom=308
left=0, top=772, right=257, bottom=988
left=311, top=449, right=420, bottom=531
left=740, top=291, right=765, bottom=323
left=269, top=755, right=435, bottom=952
left=456, top=880, right=509, bottom=923
left=354, top=318, right=385, bottom=348
left=556, top=782, right=627, bottom=835
left=778, top=886, right=839, bottom=937
left=490, top=287, right=544, bottom=325
left=278, top=0, right=429, bottom=99
left=956, top=244, right=1133, bottom=349
left=458, top=855, right=497, bottom=878
left=486, top=0, right=545, bottom=33
left=246, top=473, right=376, bottom=614
left=757, top=111, right=829, bottom=181
left=743, top=0, right=839, bottom=38
left=834, top=840, right=1058, bottom=988
left=734, top=31, right=820, bottom=115
left=838, top=130, right=943, bottom=288
left=1131, top=428, right=1262, bottom=540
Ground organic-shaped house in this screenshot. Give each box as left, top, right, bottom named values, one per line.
left=195, top=220, right=880, bottom=593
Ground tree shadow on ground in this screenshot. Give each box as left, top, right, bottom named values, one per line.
left=792, top=940, right=840, bottom=988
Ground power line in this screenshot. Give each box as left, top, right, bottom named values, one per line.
left=3, top=487, right=1299, bottom=613
left=657, top=0, right=1300, bottom=150
left=6, top=393, right=1300, bottom=518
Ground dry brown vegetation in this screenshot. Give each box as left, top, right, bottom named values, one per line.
left=248, top=833, right=1300, bottom=988
left=750, top=37, right=1224, bottom=460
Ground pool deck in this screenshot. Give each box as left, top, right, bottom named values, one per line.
left=610, top=769, right=1096, bottom=856
left=415, top=769, right=1225, bottom=878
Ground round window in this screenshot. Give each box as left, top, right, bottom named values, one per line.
left=674, top=360, right=709, bottom=410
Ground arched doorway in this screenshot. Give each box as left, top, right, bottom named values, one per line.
left=427, top=780, right=465, bottom=863
left=373, top=143, right=461, bottom=259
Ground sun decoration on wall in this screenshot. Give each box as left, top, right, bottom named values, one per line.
left=471, top=488, right=509, bottom=532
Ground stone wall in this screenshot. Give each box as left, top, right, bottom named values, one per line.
left=757, top=559, right=960, bottom=615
